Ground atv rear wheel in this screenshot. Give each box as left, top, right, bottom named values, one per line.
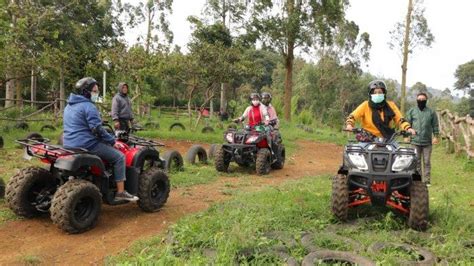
left=256, top=148, right=271, bottom=175
left=6, top=167, right=56, bottom=217
left=163, top=150, right=184, bottom=172
left=50, top=179, right=102, bottom=234
left=271, top=145, right=285, bottom=169
left=215, top=146, right=230, bottom=172
left=331, top=174, right=349, bottom=221
left=138, top=169, right=170, bottom=212
left=408, top=181, right=429, bottom=231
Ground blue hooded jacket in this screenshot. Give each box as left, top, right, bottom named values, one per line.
left=63, top=93, right=115, bottom=150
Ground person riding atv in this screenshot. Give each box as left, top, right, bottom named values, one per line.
left=345, top=80, right=416, bottom=138
left=63, top=77, right=138, bottom=202
left=233, top=93, right=270, bottom=127
left=261, top=92, right=281, bottom=146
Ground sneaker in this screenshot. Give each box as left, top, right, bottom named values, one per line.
left=115, top=191, right=139, bottom=202
left=424, top=180, right=431, bottom=187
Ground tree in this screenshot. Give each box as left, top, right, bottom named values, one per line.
left=248, top=0, right=348, bottom=121
left=389, top=0, right=434, bottom=113
left=454, top=60, right=474, bottom=92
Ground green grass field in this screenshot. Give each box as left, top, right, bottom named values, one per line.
left=110, top=144, right=474, bottom=265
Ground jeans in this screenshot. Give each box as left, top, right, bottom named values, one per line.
left=413, top=144, right=432, bottom=182
left=89, top=142, right=126, bottom=182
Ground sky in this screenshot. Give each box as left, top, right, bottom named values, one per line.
left=125, top=0, right=474, bottom=94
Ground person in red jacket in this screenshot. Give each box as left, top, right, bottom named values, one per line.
left=233, top=93, right=270, bottom=126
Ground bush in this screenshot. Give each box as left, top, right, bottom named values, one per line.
left=297, top=109, right=313, bottom=125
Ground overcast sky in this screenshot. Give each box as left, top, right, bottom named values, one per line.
left=125, top=0, right=474, bottom=93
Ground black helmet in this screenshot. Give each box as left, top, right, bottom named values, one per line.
left=368, top=80, right=387, bottom=95
left=261, top=92, right=272, bottom=105
left=250, top=92, right=260, bottom=100
left=75, top=77, right=98, bottom=98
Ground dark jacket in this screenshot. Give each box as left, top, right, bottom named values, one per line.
left=111, top=82, right=133, bottom=121
left=63, top=94, right=115, bottom=149
left=406, top=106, right=439, bottom=146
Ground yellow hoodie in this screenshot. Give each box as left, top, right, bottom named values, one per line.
left=345, top=100, right=411, bottom=138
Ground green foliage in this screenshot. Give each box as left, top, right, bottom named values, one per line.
left=296, top=109, right=313, bottom=125
left=454, top=59, right=474, bottom=90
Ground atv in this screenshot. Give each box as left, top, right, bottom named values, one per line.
left=332, top=128, right=429, bottom=231
left=6, top=131, right=170, bottom=234
left=214, top=122, right=285, bottom=175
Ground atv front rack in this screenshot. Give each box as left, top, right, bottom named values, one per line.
left=126, top=135, right=164, bottom=147
left=16, top=139, right=88, bottom=160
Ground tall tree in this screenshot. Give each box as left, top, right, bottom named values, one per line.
left=248, top=0, right=347, bottom=121
left=454, top=60, right=474, bottom=93
left=389, top=0, right=434, bottom=113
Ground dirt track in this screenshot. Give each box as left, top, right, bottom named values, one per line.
left=0, top=140, right=342, bottom=264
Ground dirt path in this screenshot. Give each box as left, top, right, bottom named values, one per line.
left=0, top=140, right=342, bottom=264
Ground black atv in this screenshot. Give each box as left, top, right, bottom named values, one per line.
left=6, top=132, right=170, bottom=234
left=214, top=123, right=285, bottom=175
left=332, top=128, right=429, bottom=231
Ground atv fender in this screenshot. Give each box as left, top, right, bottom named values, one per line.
left=130, top=147, right=164, bottom=169
left=54, top=154, right=105, bottom=174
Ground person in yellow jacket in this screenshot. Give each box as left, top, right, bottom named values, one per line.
left=345, top=80, right=416, bottom=138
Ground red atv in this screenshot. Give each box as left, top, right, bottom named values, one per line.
left=5, top=132, right=170, bottom=234
left=215, top=123, right=285, bottom=175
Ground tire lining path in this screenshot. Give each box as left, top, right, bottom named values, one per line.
left=0, top=140, right=342, bottom=264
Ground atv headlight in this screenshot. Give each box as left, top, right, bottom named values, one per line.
left=392, top=154, right=414, bottom=172
left=245, top=135, right=259, bottom=144
left=225, top=132, right=234, bottom=143
left=348, top=153, right=368, bottom=170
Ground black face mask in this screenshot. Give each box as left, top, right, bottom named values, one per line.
left=417, top=100, right=427, bottom=110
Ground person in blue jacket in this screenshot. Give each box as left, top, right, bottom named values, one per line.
left=63, top=77, right=138, bottom=202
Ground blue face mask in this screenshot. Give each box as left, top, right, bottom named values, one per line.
left=91, top=93, right=99, bottom=103
left=370, top=94, right=385, bottom=104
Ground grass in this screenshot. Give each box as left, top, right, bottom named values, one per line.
left=111, top=143, right=474, bottom=265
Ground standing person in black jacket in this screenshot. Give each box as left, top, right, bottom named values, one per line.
left=111, top=82, right=134, bottom=131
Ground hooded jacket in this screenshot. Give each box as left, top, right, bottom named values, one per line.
left=406, top=106, right=439, bottom=145
left=63, top=93, right=115, bottom=149
left=111, top=82, right=133, bottom=121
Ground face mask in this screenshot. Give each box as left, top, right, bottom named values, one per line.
left=252, top=100, right=260, bottom=106
left=91, top=93, right=99, bottom=103
left=370, top=94, right=385, bottom=104
left=417, top=100, right=427, bottom=110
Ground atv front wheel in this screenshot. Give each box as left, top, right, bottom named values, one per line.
left=215, top=146, right=230, bottom=172
left=138, top=169, right=170, bottom=212
left=256, top=148, right=271, bottom=175
left=50, top=179, right=102, bottom=234
left=271, top=145, right=285, bottom=169
left=6, top=167, right=56, bottom=217
left=408, top=181, right=429, bottom=231
left=331, top=174, right=349, bottom=221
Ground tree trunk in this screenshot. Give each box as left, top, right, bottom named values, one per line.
left=15, top=76, right=22, bottom=107
left=400, top=0, right=413, bottom=114
left=220, top=82, right=227, bottom=114
left=59, top=67, right=65, bottom=111
left=30, top=68, right=37, bottom=108
left=5, top=75, right=15, bottom=108
left=145, top=6, right=153, bottom=54
left=284, top=47, right=294, bottom=121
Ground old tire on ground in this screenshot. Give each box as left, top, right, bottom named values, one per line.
left=208, top=144, right=219, bottom=160
left=50, top=179, right=101, bottom=234
left=0, top=178, right=5, bottom=198
left=271, top=145, right=285, bottom=169
left=137, top=168, right=170, bottom=212
left=163, top=150, right=184, bottom=172
left=58, top=131, right=64, bottom=145
left=15, top=122, right=29, bottom=130
left=186, top=145, right=208, bottom=164
left=256, top=148, right=271, bottom=175
left=301, top=231, right=363, bottom=253
left=169, top=122, right=185, bottom=131
left=40, top=125, right=56, bottom=132
left=302, top=250, right=376, bottom=266
left=332, top=174, right=349, bottom=221
left=5, top=167, right=56, bottom=217
left=368, top=242, right=436, bottom=265
left=0, top=136, right=3, bottom=149
left=408, top=181, right=429, bottom=231
left=215, top=146, right=230, bottom=172
left=26, top=132, right=44, bottom=142
left=237, top=246, right=298, bottom=266
left=201, top=126, right=214, bottom=133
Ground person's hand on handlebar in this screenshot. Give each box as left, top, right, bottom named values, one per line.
left=345, top=124, right=354, bottom=131
left=233, top=118, right=241, bottom=123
